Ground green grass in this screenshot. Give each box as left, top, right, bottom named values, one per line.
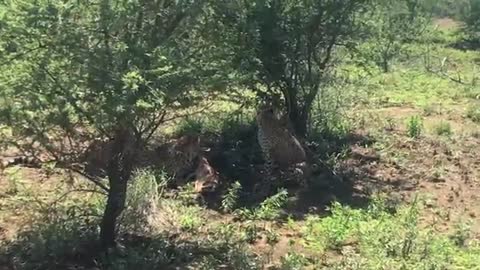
left=301, top=197, right=480, bottom=269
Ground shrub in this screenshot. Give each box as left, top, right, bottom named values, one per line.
left=0, top=194, right=102, bottom=269
left=466, top=105, right=480, bottom=123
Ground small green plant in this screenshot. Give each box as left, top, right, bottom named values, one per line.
left=433, top=121, right=453, bottom=136
left=5, top=168, right=21, bottom=195
left=406, top=115, right=423, bottom=138
left=265, top=229, right=279, bottom=245
left=431, top=166, right=446, bottom=182
left=242, top=222, right=259, bottom=243
left=221, top=181, right=242, bottom=213
left=303, top=202, right=363, bottom=251
left=422, top=104, right=436, bottom=116
left=384, top=116, right=397, bottom=131
left=466, top=105, right=480, bottom=123
left=286, top=215, right=297, bottom=230
left=450, top=221, right=472, bottom=247
left=40, top=161, right=58, bottom=178
left=234, top=189, right=288, bottom=221
left=256, top=189, right=288, bottom=220
left=280, top=252, right=309, bottom=270
left=177, top=182, right=199, bottom=205
left=399, top=198, right=420, bottom=259
left=214, top=223, right=240, bottom=247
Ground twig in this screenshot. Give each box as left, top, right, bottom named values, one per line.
left=56, top=163, right=110, bottom=192
left=53, top=188, right=107, bottom=206
left=425, top=56, right=470, bottom=85
left=1, top=45, right=45, bottom=66
left=427, top=67, right=468, bottom=85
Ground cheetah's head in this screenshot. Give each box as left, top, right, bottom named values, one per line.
left=256, top=104, right=280, bottom=124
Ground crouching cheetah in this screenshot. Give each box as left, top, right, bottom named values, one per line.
left=83, top=134, right=203, bottom=187
left=1, top=134, right=218, bottom=197
left=255, top=105, right=309, bottom=196
left=82, top=133, right=222, bottom=196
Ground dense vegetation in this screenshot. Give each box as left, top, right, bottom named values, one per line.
left=0, top=0, right=479, bottom=269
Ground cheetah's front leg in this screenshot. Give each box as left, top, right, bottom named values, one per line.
left=253, top=152, right=278, bottom=199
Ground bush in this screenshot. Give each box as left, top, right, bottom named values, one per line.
left=120, top=169, right=168, bottom=234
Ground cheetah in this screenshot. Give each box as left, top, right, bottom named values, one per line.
left=0, top=134, right=205, bottom=188
left=255, top=105, right=309, bottom=194
left=82, top=134, right=203, bottom=186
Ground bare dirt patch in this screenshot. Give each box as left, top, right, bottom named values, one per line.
left=434, top=17, right=461, bottom=31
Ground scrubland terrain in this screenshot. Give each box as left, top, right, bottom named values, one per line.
left=0, top=19, right=480, bottom=269
left=1, top=17, right=479, bottom=270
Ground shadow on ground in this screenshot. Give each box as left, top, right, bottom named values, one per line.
left=0, top=228, right=256, bottom=270
left=201, top=124, right=409, bottom=220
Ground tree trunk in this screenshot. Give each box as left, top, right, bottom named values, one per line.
left=284, top=89, right=309, bottom=138
left=288, top=105, right=308, bottom=138
left=100, top=128, right=135, bottom=249
left=100, top=182, right=127, bottom=249
left=382, top=58, right=389, bottom=73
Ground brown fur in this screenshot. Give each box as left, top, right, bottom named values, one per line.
left=171, top=135, right=201, bottom=163
left=193, top=157, right=219, bottom=194
left=83, top=134, right=202, bottom=180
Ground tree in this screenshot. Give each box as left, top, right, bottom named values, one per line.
left=213, top=0, right=370, bottom=137
left=355, top=0, right=430, bottom=73
left=421, top=0, right=470, bottom=19
left=462, top=0, right=480, bottom=45
left=0, top=0, right=222, bottom=249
